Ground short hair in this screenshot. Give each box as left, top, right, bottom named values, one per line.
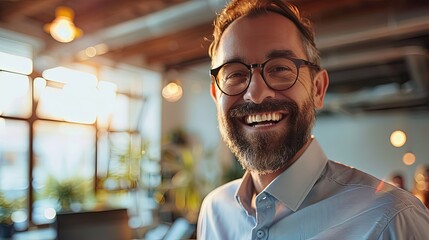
left=209, top=0, right=320, bottom=66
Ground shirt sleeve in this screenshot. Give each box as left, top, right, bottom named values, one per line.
left=197, top=197, right=209, bottom=239
left=377, top=205, right=429, bottom=240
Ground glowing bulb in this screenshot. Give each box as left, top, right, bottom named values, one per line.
left=45, top=6, right=82, bottom=43
left=50, top=17, right=76, bottom=43
left=162, top=81, right=183, bottom=102
left=390, top=130, right=406, bottom=147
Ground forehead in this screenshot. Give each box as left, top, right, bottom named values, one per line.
left=213, top=12, right=305, bottom=67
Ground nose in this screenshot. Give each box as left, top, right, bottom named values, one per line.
left=243, top=69, right=275, bottom=104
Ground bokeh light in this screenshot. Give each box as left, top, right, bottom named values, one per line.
left=402, top=152, right=415, bottom=166
left=390, top=130, right=406, bottom=147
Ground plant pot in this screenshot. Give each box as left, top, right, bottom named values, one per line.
left=0, top=223, right=14, bottom=238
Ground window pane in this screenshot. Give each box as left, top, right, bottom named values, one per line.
left=36, top=84, right=98, bottom=124
left=108, top=94, right=144, bottom=131
left=0, top=72, right=32, bottom=118
left=32, top=120, right=95, bottom=224
left=0, top=119, right=29, bottom=229
left=97, top=132, right=141, bottom=190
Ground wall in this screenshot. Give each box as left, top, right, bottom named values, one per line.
left=161, top=63, right=219, bottom=150
left=314, top=111, right=429, bottom=191
left=161, top=62, right=228, bottom=186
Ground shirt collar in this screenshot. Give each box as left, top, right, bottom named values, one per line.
left=235, top=137, right=328, bottom=213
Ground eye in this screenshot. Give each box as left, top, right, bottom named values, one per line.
left=267, top=65, right=292, bottom=73
left=225, top=70, right=246, bottom=80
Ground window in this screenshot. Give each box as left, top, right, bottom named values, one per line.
left=32, top=121, right=95, bottom=224
left=0, top=48, right=162, bottom=229
left=0, top=119, right=29, bottom=229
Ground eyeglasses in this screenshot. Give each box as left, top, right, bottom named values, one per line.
left=210, top=57, right=320, bottom=96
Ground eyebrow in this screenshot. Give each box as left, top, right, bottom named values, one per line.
left=266, top=49, right=298, bottom=59
left=215, top=49, right=299, bottom=68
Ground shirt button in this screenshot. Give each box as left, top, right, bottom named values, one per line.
left=256, top=229, right=265, bottom=238
left=258, top=193, right=267, bottom=202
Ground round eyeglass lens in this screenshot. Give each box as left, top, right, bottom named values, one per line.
left=263, top=58, right=298, bottom=90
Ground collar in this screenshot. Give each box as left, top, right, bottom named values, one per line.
left=235, top=137, right=328, bottom=213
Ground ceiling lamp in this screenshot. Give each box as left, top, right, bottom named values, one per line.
left=162, top=80, right=183, bottom=102
left=44, top=6, right=82, bottom=43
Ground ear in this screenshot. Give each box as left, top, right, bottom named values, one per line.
left=312, top=69, right=329, bottom=110
left=210, top=79, right=218, bottom=102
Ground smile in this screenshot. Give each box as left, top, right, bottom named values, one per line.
left=245, top=112, right=283, bottom=126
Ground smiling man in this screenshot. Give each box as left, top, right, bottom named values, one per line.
left=197, top=0, right=429, bottom=239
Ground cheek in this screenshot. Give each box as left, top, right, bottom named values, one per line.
left=296, top=75, right=313, bottom=96
left=217, top=94, right=239, bottom=115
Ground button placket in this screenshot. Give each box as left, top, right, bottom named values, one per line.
left=253, top=193, right=274, bottom=240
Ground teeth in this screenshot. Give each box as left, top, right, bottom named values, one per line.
left=246, top=112, right=282, bottom=124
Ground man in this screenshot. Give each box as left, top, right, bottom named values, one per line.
left=197, top=0, right=429, bottom=239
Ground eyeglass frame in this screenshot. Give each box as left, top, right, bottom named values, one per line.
left=210, top=56, right=321, bottom=96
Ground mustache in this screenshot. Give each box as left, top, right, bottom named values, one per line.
left=229, top=99, right=299, bottom=118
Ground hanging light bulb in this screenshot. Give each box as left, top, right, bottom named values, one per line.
left=162, top=80, right=183, bottom=102
left=44, top=6, right=82, bottom=43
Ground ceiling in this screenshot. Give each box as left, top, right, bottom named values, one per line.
left=0, top=0, right=427, bottom=71
left=1, top=0, right=429, bottom=113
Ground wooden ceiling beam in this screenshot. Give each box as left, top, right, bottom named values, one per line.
left=74, top=0, right=190, bottom=35
left=146, top=44, right=209, bottom=67
left=74, top=0, right=149, bottom=34
left=2, top=0, right=62, bottom=22
left=106, top=23, right=212, bottom=58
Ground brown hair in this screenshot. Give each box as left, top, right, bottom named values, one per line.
left=209, top=0, right=320, bottom=66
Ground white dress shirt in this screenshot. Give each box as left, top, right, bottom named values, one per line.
left=197, top=138, right=429, bottom=239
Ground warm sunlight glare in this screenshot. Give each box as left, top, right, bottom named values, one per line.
left=62, top=84, right=98, bottom=124
left=36, top=86, right=64, bottom=119
left=34, top=77, right=47, bottom=101
left=0, top=51, right=33, bottom=75
left=0, top=72, right=30, bottom=113
left=0, top=118, right=5, bottom=131
left=97, top=81, right=117, bottom=128
left=0, top=72, right=30, bottom=98
left=42, top=66, right=97, bottom=87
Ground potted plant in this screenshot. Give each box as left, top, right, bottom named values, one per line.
left=45, top=177, right=89, bottom=212
left=0, top=193, right=15, bottom=238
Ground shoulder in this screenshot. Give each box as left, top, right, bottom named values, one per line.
left=314, top=161, right=429, bottom=237
left=323, top=160, right=429, bottom=219
left=198, top=179, right=242, bottom=229
left=197, top=179, right=246, bottom=239
left=324, top=160, right=397, bottom=192
left=202, top=179, right=242, bottom=206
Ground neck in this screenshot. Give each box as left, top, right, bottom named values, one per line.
left=251, top=137, right=313, bottom=194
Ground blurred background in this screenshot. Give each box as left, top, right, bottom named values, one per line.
left=0, top=0, right=428, bottom=239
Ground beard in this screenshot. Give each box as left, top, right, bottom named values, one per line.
left=218, top=97, right=316, bottom=174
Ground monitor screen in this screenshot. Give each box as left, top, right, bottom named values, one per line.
left=55, top=208, right=132, bottom=240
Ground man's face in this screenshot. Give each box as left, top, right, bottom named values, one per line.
left=211, top=12, right=328, bottom=174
